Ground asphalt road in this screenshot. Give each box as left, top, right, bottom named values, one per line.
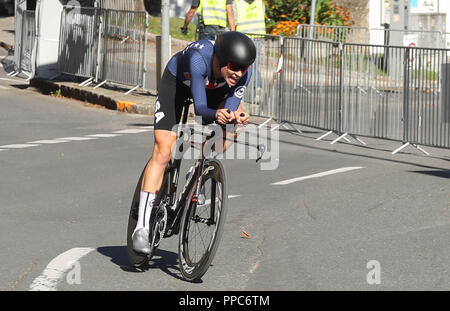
left=1, top=47, right=450, bottom=291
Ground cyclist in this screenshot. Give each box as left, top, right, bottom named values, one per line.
left=132, top=31, right=257, bottom=254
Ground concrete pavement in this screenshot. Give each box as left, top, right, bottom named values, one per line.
left=0, top=83, right=449, bottom=291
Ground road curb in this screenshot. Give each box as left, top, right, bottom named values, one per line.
left=29, top=78, right=154, bottom=115
left=27, top=78, right=258, bottom=122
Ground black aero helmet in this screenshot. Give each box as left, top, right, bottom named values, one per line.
left=214, top=31, right=256, bottom=68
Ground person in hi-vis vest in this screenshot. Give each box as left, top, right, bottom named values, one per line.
left=181, top=0, right=236, bottom=40
left=232, top=0, right=266, bottom=102
left=234, top=0, right=266, bottom=35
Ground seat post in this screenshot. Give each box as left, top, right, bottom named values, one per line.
left=181, top=99, right=192, bottom=125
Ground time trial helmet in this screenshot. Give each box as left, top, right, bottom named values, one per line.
left=214, top=31, right=256, bottom=70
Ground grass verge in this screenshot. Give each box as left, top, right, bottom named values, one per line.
left=148, top=16, right=197, bottom=42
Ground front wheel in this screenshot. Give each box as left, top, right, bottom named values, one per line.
left=178, top=159, right=228, bottom=282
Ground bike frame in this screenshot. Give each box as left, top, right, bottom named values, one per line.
left=153, top=99, right=265, bottom=238
left=154, top=101, right=208, bottom=237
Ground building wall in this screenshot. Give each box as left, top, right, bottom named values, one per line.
left=334, top=0, right=369, bottom=28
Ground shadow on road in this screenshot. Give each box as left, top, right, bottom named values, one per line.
left=409, top=169, right=450, bottom=179
left=97, top=245, right=197, bottom=282
left=276, top=129, right=450, bottom=171
left=11, top=84, right=29, bottom=90
left=97, top=246, right=130, bottom=267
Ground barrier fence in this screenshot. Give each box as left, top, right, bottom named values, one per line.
left=277, top=37, right=450, bottom=151
left=280, top=38, right=340, bottom=133
left=97, top=9, right=148, bottom=93
left=19, top=10, right=36, bottom=77
left=13, top=8, right=450, bottom=152
left=244, top=34, right=283, bottom=120
left=13, top=6, right=24, bottom=74
left=296, top=24, right=368, bottom=44
left=96, top=0, right=135, bottom=11
left=296, top=24, right=448, bottom=49
left=11, top=8, right=36, bottom=79
left=59, top=6, right=100, bottom=81
left=57, top=7, right=148, bottom=93
left=341, top=44, right=406, bottom=141
left=369, top=28, right=446, bottom=48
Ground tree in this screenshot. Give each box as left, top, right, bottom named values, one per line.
left=265, top=0, right=352, bottom=36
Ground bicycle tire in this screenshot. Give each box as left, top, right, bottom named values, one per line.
left=178, top=159, right=228, bottom=281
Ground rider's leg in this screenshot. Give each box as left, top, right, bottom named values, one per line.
left=141, top=130, right=177, bottom=193
left=132, top=130, right=177, bottom=253
left=132, top=67, right=184, bottom=254
left=132, top=131, right=176, bottom=230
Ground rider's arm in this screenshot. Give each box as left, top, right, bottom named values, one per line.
left=188, top=50, right=218, bottom=123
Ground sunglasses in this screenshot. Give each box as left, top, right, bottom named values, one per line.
left=227, top=62, right=250, bottom=72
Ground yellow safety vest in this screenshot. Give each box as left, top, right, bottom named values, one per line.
left=200, top=0, right=227, bottom=28
left=235, top=0, right=266, bottom=34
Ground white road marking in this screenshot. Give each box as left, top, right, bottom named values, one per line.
left=0, top=128, right=152, bottom=152
left=112, top=129, right=152, bottom=134
left=29, top=247, right=94, bottom=291
left=272, top=167, right=365, bottom=185
left=55, top=137, right=98, bottom=141
left=87, top=134, right=122, bottom=138
left=27, top=139, right=69, bottom=144
left=204, top=195, right=240, bottom=205
left=0, top=144, right=40, bottom=149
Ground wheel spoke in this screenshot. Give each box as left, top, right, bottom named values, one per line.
left=186, top=184, right=222, bottom=263
left=179, top=160, right=227, bottom=281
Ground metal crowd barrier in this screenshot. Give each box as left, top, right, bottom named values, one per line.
left=58, top=6, right=101, bottom=83
left=244, top=34, right=283, bottom=120
left=96, top=9, right=148, bottom=94
left=295, top=24, right=446, bottom=49
left=296, top=24, right=369, bottom=44
left=277, top=37, right=450, bottom=151
left=280, top=37, right=341, bottom=132
left=405, top=46, right=450, bottom=149
left=10, top=9, right=36, bottom=79
left=96, top=0, right=135, bottom=11
left=340, top=43, right=449, bottom=149
left=18, top=10, right=36, bottom=78
left=57, top=7, right=148, bottom=94
left=13, top=6, right=24, bottom=74
left=341, top=43, right=405, bottom=141
left=369, top=28, right=445, bottom=48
